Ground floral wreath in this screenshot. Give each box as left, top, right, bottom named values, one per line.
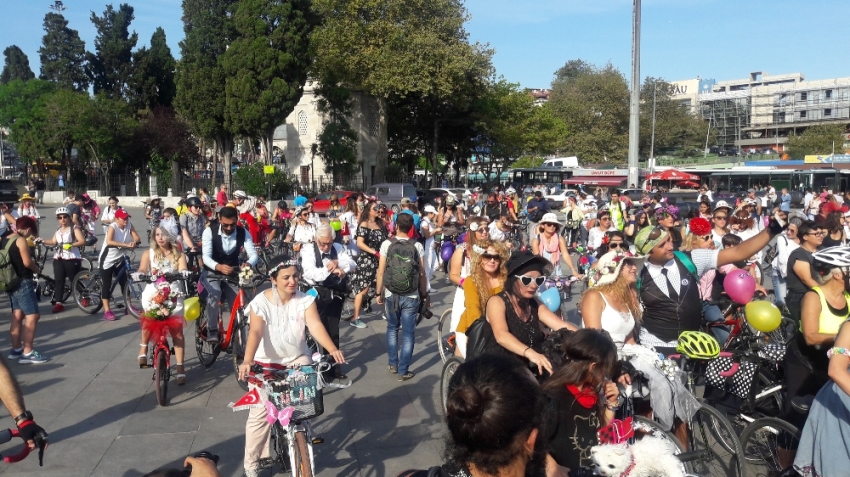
left=472, top=244, right=486, bottom=255
left=654, top=204, right=679, bottom=221
left=688, top=217, right=711, bottom=236
left=588, top=252, right=634, bottom=287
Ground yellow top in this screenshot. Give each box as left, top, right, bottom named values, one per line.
left=811, top=286, right=850, bottom=334
left=457, top=279, right=503, bottom=333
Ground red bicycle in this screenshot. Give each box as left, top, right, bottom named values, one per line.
left=0, top=428, right=34, bottom=464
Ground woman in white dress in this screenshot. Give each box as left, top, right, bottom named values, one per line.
left=420, top=205, right=441, bottom=289
left=136, top=225, right=187, bottom=383
left=284, top=206, right=317, bottom=248
left=339, top=199, right=361, bottom=256
left=580, top=251, right=639, bottom=349
left=236, top=256, right=345, bottom=477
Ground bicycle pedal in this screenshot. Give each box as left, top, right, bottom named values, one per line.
left=311, top=437, right=324, bottom=445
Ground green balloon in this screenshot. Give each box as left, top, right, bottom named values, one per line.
left=745, top=301, right=782, bottom=333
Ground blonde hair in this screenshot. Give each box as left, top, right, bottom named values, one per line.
left=465, top=216, right=489, bottom=249
left=680, top=231, right=706, bottom=252
left=150, top=225, right=183, bottom=269
left=582, top=274, right=642, bottom=323
left=469, top=240, right=509, bottom=313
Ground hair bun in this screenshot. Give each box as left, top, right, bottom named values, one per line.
left=446, top=386, right=486, bottom=422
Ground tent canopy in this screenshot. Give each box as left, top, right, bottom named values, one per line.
left=647, top=169, right=699, bottom=181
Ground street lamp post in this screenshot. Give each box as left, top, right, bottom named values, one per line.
left=649, top=84, right=657, bottom=163
left=627, top=0, right=642, bottom=188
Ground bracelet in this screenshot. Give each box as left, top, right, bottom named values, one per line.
left=522, top=347, right=531, bottom=357
left=459, top=278, right=465, bottom=287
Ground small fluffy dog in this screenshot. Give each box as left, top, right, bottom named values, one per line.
left=590, top=436, right=685, bottom=477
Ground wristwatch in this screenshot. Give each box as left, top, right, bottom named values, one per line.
left=14, top=411, right=33, bottom=426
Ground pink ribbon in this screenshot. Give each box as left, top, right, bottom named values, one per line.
left=265, top=401, right=294, bottom=426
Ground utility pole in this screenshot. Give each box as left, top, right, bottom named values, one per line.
left=627, top=0, right=641, bottom=188
left=649, top=84, right=657, bottom=162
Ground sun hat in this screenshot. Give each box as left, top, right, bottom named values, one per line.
left=589, top=251, right=638, bottom=287
left=18, top=193, right=35, bottom=202
left=713, top=200, right=732, bottom=213
left=634, top=225, right=670, bottom=255
left=400, top=197, right=412, bottom=205
left=424, top=205, right=437, bottom=214
left=445, top=195, right=456, bottom=205
left=233, top=190, right=248, bottom=199
left=505, top=251, right=553, bottom=278
left=539, top=213, right=562, bottom=229
left=150, top=195, right=160, bottom=200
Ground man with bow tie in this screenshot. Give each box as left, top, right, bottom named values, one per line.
left=300, top=225, right=356, bottom=386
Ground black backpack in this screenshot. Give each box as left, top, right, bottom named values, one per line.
left=383, top=238, right=421, bottom=295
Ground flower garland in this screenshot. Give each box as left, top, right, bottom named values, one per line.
left=655, top=204, right=679, bottom=221
left=588, top=251, right=634, bottom=287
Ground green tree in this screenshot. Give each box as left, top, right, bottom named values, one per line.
left=130, top=107, right=198, bottom=189
left=73, top=94, right=138, bottom=191
left=0, top=46, right=35, bottom=84
left=38, top=12, right=89, bottom=91
left=510, top=156, right=546, bottom=169
left=311, top=80, right=359, bottom=184
left=175, top=0, right=239, bottom=187
left=41, top=89, right=90, bottom=168
left=639, top=77, right=707, bottom=158
left=0, top=80, right=56, bottom=167
left=222, top=0, right=318, bottom=165
left=129, top=28, right=176, bottom=111
left=312, top=0, right=493, bottom=184
left=549, top=61, right=629, bottom=164
left=233, top=162, right=296, bottom=198
left=787, top=123, right=847, bottom=159
left=86, top=3, right=139, bottom=99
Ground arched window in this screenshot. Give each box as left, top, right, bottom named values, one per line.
left=368, top=109, right=379, bottom=137
left=298, top=111, right=308, bottom=136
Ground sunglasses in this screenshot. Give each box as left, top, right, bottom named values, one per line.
left=476, top=228, right=489, bottom=234
left=220, top=222, right=236, bottom=229
left=647, top=226, right=666, bottom=241
left=700, top=235, right=712, bottom=241
left=608, top=242, right=623, bottom=249
left=301, top=213, right=309, bottom=217
left=57, top=215, right=69, bottom=220
left=481, top=253, right=501, bottom=262
left=515, top=275, right=545, bottom=287
left=806, top=231, right=826, bottom=237
left=713, top=215, right=727, bottom=220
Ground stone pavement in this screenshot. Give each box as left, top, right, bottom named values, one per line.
left=0, top=205, right=584, bottom=477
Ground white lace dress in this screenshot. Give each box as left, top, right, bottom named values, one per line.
left=248, top=290, right=314, bottom=366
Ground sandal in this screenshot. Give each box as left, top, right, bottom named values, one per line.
left=138, top=355, right=149, bottom=368
left=176, top=364, right=185, bottom=385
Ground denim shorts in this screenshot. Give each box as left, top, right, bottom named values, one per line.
left=8, top=279, right=38, bottom=315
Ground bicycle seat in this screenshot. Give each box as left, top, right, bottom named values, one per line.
left=791, top=395, right=815, bottom=415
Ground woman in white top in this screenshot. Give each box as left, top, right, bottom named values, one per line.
left=97, top=209, right=141, bottom=321
left=100, top=196, right=120, bottom=236
left=447, top=216, right=488, bottom=355
left=16, top=194, right=39, bottom=219
left=304, top=202, right=321, bottom=229
left=531, top=213, right=582, bottom=278
left=40, top=207, right=86, bottom=313
left=339, top=199, right=361, bottom=256
left=284, top=206, right=317, bottom=247
left=420, top=205, right=441, bottom=289
left=136, top=225, right=188, bottom=383
left=580, top=251, right=640, bottom=349
left=772, top=218, right=801, bottom=311
left=237, top=256, right=345, bottom=477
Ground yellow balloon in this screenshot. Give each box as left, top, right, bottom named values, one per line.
left=745, top=301, right=782, bottom=333
left=184, top=297, right=201, bottom=321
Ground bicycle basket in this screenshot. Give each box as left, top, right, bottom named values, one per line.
left=267, top=365, right=324, bottom=421
left=705, top=356, right=758, bottom=400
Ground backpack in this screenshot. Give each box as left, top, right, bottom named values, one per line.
left=383, top=238, right=421, bottom=295
left=0, top=234, right=21, bottom=292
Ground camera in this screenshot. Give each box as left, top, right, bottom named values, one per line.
left=416, top=301, right=433, bottom=325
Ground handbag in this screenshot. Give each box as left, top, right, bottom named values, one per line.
left=763, top=236, right=783, bottom=265
left=465, top=316, right=502, bottom=360
left=597, top=417, right=635, bottom=445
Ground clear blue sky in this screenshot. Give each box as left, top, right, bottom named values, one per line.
left=2, top=0, right=849, bottom=89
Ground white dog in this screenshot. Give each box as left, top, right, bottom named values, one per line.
left=590, top=436, right=685, bottom=477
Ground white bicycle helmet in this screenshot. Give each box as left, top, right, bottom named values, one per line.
left=55, top=207, right=69, bottom=216
left=812, top=246, right=850, bottom=269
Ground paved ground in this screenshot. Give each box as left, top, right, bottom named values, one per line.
left=0, top=204, right=586, bottom=477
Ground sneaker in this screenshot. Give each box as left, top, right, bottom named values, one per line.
left=52, top=303, right=64, bottom=313
left=206, top=330, right=220, bottom=344
left=7, top=349, right=23, bottom=360
left=19, top=351, right=50, bottom=364
left=389, top=365, right=398, bottom=374
left=398, top=372, right=415, bottom=382
left=102, top=311, right=116, bottom=321
left=327, top=380, right=352, bottom=389
left=349, top=319, right=367, bottom=329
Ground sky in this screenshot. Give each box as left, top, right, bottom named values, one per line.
left=1, top=0, right=849, bottom=89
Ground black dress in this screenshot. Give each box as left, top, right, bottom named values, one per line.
left=498, top=292, right=544, bottom=355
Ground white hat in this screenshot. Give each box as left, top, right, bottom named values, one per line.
left=424, top=205, right=437, bottom=214
left=713, top=200, right=732, bottom=212
left=234, top=190, right=248, bottom=199
left=150, top=195, right=160, bottom=200
left=539, top=213, right=561, bottom=227
left=589, top=251, right=639, bottom=287
left=506, top=187, right=516, bottom=195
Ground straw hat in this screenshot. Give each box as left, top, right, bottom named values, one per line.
left=18, top=193, right=35, bottom=202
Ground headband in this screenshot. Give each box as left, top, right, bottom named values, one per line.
left=268, top=258, right=299, bottom=277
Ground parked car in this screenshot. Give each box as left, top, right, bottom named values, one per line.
left=417, top=189, right=444, bottom=210
left=366, top=183, right=418, bottom=212
left=0, top=180, right=19, bottom=204
left=310, top=190, right=357, bottom=215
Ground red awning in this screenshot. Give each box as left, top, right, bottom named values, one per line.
left=646, top=169, right=700, bottom=181
left=563, top=176, right=627, bottom=186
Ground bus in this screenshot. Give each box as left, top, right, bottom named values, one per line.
left=708, top=169, right=850, bottom=194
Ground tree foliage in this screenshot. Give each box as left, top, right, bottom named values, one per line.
left=233, top=162, right=296, bottom=198
left=38, top=13, right=89, bottom=91
left=222, top=0, right=318, bottom=164
left=86, top=3, right=139, bottom=99
left=311, top=80, right=359, bottom=182
left=787, top=123, right=847, bottom=158
left=0, top=80, right=56, bottom=163
left=129, top=28, right=177, bottom=111
left=1, top=46, right=35, bottom=84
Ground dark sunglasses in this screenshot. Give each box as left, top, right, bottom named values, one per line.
left=481, top=253, right=501, bottom=262
left=220, top=222, right=236, bottom=229
left=608, top=242, right=623, bottom=249
left=515, top=275, right=545, bottom=287
left=700, top=235, right=712, bottom=241
left=713, top=215, right=727, bottom=220
left=647, top=226, right=666, bottom=241
left=57, top=215, right=70, bottom=220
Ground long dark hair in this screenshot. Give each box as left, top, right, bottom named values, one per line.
left=542, top=329, right=617, bottom=417
left=825, top=211, right=844, bottom=235
left=445, top=355, right=546, bottom=475
left=357, top=200, right=385, bottom=230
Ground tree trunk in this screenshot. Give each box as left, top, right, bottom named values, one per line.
left=431, top=119, right=439, bottom=188
left=263, top=127, right=275, bottom=165
left=171, top=156, right=180, bottom=193
left=211, top=141, right=219, bottom=190
left=218, top=135, right=234, bottom=191
left=372, top=97, right=388, bottom=186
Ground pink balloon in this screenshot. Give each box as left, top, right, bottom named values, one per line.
left=724, top=269, right=756, bottom=305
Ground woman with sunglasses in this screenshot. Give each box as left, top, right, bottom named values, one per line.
left=730, top=208, right=763, bottom=280
left=593, top=231, right=627, bottom=259
left=485, top=251, right=577, bottom=377
left=447, top=217, right=489, bottom=355
left=625, top=210, right=650, bottom=244
left=580, top=251, right=640, bottom=349
left=562, top=195, right=583, bottom=247
left=711, top=201, right=732, bottom=246
left=532, top=213, right=582, bottom=284
left=454, top=240, right=509, bottom=358
left=41, top=207, right=86, bottom=313
left=772, top=217, right=802, bottom=313
left=587, top=210, right=616, bottom=250
left=655, top=203, right=683, bottom=251
left=787, top=220, right=825, bottom=324
left=283, top=206, right=316, bottom=249
left=348, top=201, right=389, bottom=329
left=437, top=195, right=465, bottom=236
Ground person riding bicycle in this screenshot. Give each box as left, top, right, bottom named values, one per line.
left=145, top=196, right=163, bottom=234
left=79, top=193, right=100, bottom=239
left=180, top=197, right=208, bottom=256
left=40, top=207, right=86, bottom=314
left=300, top=225, right=355, bottom=386
left=531, top=213, right=582, bottom=287
left=236, top=255, right=345, bottom=477
left=633, top=213, right=787, bottom=356
left=98, top=208, right=141, bottom=321
left=200, top=206, right=258, bottom=344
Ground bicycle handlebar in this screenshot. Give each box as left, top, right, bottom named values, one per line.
left=0, top=428, right=32, bottom=463
left=134, top=272, right=199, bottom=284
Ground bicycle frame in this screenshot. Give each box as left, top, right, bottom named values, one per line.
left=209, top=278, right=249, bottom=351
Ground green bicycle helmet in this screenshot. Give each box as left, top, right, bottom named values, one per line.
left=676, top=331, right=721, bottom=359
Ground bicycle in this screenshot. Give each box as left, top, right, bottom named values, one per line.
left=32, top=242, right=92, bottom=303
left=739, top=395, right=811, bottom=476
left=709, top=293, right=796, bottom=351
left=194, top=273, right=263, bottom=390
left=135, top=272, right=188, bottom=406
left=436, top=308, right=455, bottom=363
left=0, top=427, right=35, bottom=464
left=71, top=249, right=146, bottom=316
left=246, top=358, right=331, bottom=476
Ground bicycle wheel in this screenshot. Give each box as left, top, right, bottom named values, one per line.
left=740, top=417, right=800, bottom=476
left=194, top=304, right=221, bottom=368
left=232, top=311, right=250, bottom=391
left=254, top=254, right=269, bottom=277
left=271, top=424, right=291, bottom=473
left=79, top=257, right=93, bottom=272
left=72, top=270, right=104, bottom=314
left=690, top=403, right=747, bottom=477
left=123, top=278, right=146, bottom=318
left=767, top=317, right=796, bottom=347
left=441, top=356, right=463, bottom=414
left=291, top=431, right=314, bottom=477
left=341, top=295, right=355, bottom=321
left=437, top=308, right=455, bottom=363
left=154, top=349, right=168, bottom=406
